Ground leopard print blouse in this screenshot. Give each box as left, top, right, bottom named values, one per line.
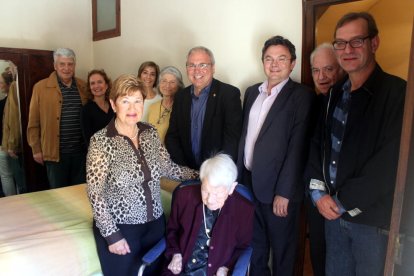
left=87, top=119, right=197, bottom=244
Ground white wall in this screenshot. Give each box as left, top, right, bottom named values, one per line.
left=93, top=0, right=303, bottom=94
left=0, top=0, right=303, bottom=94
left=0, top=0, right=93, bottom=78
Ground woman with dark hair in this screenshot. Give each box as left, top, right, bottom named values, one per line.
left=81, top=69, right=114, bottom=146
left=137, top=61, right=161, bottom=122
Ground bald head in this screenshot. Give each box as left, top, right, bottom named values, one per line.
left=311, top=43, right=345, bottom=94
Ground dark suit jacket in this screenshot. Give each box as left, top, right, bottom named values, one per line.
left=237, top=79, right=315, bottom=204
left=164, top=184, right=254, bottom=276
left=165, top=79, right=242, bottom=169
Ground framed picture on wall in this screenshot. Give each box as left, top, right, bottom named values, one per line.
left=92, top=0, right=120, bottom=41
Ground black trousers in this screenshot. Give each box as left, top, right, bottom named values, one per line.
left=93, top=215, right=165, bottom=276
left=242, top=167, right=300, bottom=276
left=306, top=196, right=326, bottom=276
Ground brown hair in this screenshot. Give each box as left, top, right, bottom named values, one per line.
left=87, top=69, right=111, bottom=100
left=110, top=74, right=146, bottom=102
left=334, top=12, right=378, bottom=39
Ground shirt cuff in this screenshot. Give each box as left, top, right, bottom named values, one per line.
left=105, top=230, right=124, bottom=245
left=310, top=190, right=327, bottom=205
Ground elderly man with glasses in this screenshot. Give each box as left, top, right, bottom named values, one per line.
left=306, top=12, right=406, bottom=276
left=165, top=46, right=242, bottom=170
left=310, top=43, right=345, bottom=95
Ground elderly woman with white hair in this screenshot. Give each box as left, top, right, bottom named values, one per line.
left=147, top=66, right=184, bottom=144
left=164, top=153, right=254, bottom=276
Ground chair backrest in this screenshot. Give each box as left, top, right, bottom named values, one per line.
left=174, top=180, right=253, bottom=203
left=171, top=179, right=200, bottom=205
left=235, top=184, right=254, bottom=202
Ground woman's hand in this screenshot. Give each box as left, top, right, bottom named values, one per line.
left=216, top=266, right=229, bottom=276
left=168, top=253, right=183, bottom=275
left=108, top=238, right=131, bottom=255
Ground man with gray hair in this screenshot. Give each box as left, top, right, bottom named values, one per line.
left=310, top=43, right=345, bottom=95
left=165, top=46, right=242, bottom=170
left=306, top=42, right=345, bottom=276
left=28, top=48, right=88, bottom=188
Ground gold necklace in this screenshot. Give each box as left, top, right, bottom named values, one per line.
left=157, top=100, right=172, bottom=124
left=115, top=119, right=138, bottom=139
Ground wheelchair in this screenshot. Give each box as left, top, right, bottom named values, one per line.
left=138, top=180, right=254, bottom=276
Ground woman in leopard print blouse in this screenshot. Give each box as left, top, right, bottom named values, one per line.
left=86, top=74, right=198, bottom=276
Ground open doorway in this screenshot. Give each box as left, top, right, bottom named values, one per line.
left=301, top=0, right=414, bottom=275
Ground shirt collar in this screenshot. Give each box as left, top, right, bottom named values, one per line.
left=360, top=63, right=382, bottom=95
left=191, top=82, right=213, bottom=98
left=57, top=75, right=76, bottom=88
left=258, top=78, right=289, bottom=95
left=105, top=118, right=150, bottom=138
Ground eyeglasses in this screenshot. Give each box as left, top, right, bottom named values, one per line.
left=186, top=63, right=211, bottom=70
left=332, top=36, right=371, bottom=50
left=311, top=66, right=336, bottom=76
left=263, top=55, right=291, bottom=65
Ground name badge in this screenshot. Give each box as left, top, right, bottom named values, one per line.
left=309, top=179, right=326, bottom=191
left=347, top=208, right=362, bottom=217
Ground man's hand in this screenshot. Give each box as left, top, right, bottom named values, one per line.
left=108, top=238, right=131, bottom=255
left=33, top=152, right=44, bottom=165
left=273, top=195, right=289, bottom=217
left=168, top=253, right=183, bottom=275
left=316, top=194, right=341, bottom=220
left=216, top=266, right=229, bottom=276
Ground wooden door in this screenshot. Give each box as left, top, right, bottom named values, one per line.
left=0, top=47, right=54, bottom=192
left=384, top=23, right=414, bottom=276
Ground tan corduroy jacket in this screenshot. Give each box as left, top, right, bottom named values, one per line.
left=2, top=81, right=21, bottom=153
left=27, top=71, right=88, bottom=162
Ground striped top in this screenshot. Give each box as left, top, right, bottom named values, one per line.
left=58, top=78, right=84, bottom=154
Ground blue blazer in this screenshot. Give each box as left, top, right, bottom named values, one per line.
left=237, top=79, right=315, bottom=204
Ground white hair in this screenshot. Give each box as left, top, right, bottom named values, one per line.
left=186, top=46, right=215, bottom=65
left=158, top=66, right=184, bottom=89
left=200, top=153, right=237, bottom=190
left=53, top=48, right=76, bottom=63
left=310, top=42, right=334, bottom=66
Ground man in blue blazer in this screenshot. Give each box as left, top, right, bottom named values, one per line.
left=165, top=46, right=242, bottom=170
left=237, top=36, right=315, bottom=275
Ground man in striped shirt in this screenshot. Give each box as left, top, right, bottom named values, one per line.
left=28, top=48, right=88, bottom=188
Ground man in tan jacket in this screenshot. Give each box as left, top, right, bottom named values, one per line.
left=27, top=48, right=88, bottom=188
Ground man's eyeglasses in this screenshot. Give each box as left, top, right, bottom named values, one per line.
left=311, top=66, right=336, bottom=76
left=332, top=36, right=371, bottom=50
left=263, top=55, right=291, bottom=66
left=186, top=63, right=211, bottom=70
